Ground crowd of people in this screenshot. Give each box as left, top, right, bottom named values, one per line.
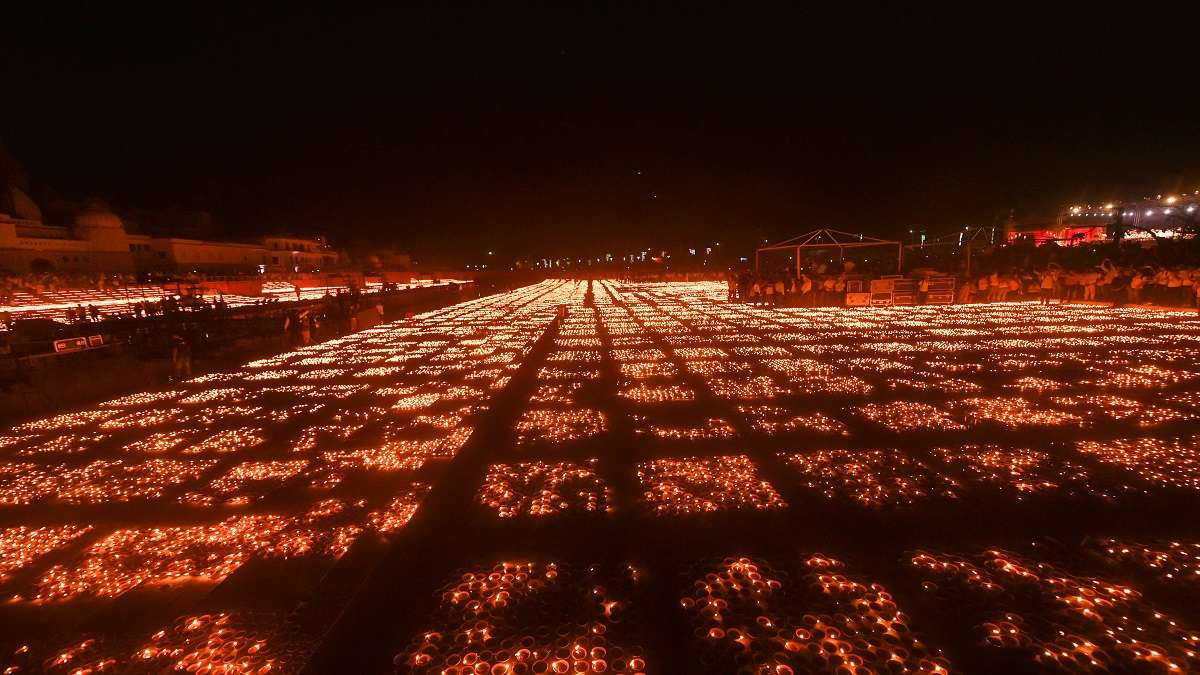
left=0, top=280, right=380, bottom=337
left=727, top=259, right=877, bottom=308
left=731, top=258, right=1200, bottom=312
left=0, top=293, right=262, bottom=330
left=279, top=290, right=380, bottom=351
left=958, top=262, right=1200, bottom=309
left=73, top=294, right=244, bottom=323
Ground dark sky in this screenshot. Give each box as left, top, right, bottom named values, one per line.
left=3, top=5, right=1198, bottom=261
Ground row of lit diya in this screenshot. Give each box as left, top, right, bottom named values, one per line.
left=394, top=540, right=1200, bottom=675
left=9, top=541, right=1198, bottom=674
left=0, top=424, right=468, bottom=506
left=3, top=430, right=1198, bottom=514
left=1, top=488, right=430, bottom=603
left=477, top=439, right=1200, bottom=515
left=511, top=398, right=1198, bottom=446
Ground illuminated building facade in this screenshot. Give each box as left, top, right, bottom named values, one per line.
left=0, top=190, right=339, bottom=274
left=1112, top=192, right=1200, bottom=240
left=1007, top=191, right=1200, bottom=245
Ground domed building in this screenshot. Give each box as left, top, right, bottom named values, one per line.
left=0, top=142, right=138, bottom=272
left=69, top=200, right=134, bottom=270
left=0, top=145, right=344, bottom=276
left=0, top=194, right=135, bottom=273
left=71, top=201, right=125, bottom=230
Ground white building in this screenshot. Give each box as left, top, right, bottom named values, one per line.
left=0, top=189, right=339, bottom=274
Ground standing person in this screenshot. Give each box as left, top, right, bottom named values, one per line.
left=987, top=272, right=1002, bottom=302
left=1005, top=274, right=1021, bottom=301
left=1166, top=269, right=1183, bottom=306
left=800, top=273, right=814, bottom=307
left=763, top=278, right=775, bottom=307
left=170, top=334, right=192, bottom=382
left=1151, top=267, right=1168, bottom=305
left=282, top=312, right=294, bottom=349
left=1039, top=269, right=1055, bottom=305
left=1023, top=272, right=1039, bottom=299
left=1128, top=270, right=1144, bottom=305
left=917, top=277, right=930, bottom=305
left=88, top=304, right=100, bottom=322
left=300, top=310, right=312, bottom=345
left=773, top=278, right=785, bottom=307
left=1108, top=272, right=1129, bottom=308
left=1083, top=269, right=1099, bottom=302
left=995, top=275, right=1009, bottom=302
left=750, top=278, right=761, bottom=305
left=1062, top=271, right=1079, bottom=303
left=956, top=276, right=973, bottom=304
left=726, top=274, right=737, bottom=302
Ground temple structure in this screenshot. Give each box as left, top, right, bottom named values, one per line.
left=0, top=146, right=340, bottom=274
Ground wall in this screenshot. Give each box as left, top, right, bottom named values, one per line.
left=188, top=279, right=271, bottom=296
left=156, top=238, right=267, bottom=273
left=0, top=217, right=137, bottom=272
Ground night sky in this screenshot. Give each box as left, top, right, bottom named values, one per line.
left=3, top=5, right=1198, bottom=262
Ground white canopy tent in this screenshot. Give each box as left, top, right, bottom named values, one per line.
left=756, top=228, right=903, bottom=277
